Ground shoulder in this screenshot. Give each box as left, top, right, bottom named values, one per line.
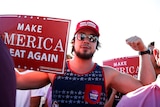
left=96, top=63, right=119, bottom=74
left=101, top=65, right=121, bottom=84
left=102, top=65, right=119, bottom=74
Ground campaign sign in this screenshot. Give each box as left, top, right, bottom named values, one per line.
left=0, top=14, right=71, bottom=74
left=103, top=56, right=139, bottom=78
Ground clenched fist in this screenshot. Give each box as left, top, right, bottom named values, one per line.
left=126, top=36, right=147, bottom=52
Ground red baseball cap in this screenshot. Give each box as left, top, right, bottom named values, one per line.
left=74, top=20, right=100, bottom=37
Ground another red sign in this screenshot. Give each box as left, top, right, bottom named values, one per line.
left=0, top=14, right=71, bottom=74
left=103, top=56, right=139, bottom=78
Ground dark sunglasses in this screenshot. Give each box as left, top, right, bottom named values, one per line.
left=148, top=48, right=153, bottom=55
left=75, top=33, right=99, bottom=43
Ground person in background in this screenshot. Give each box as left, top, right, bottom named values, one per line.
left=105, top=41, right=156, bottom=107
left=104, top=88, right=117, bottom=107
left=30, top=84, right=50, bottom=107
left=148, top=41, right=154, bottom=50
left=15, top=69, right=50, bottom=107
left=16, top=88, right=46, bottom=107
left=148, top=41, right=160, bottom=76
left=117, top=36, right=160, bottom=107
left=43, top=84, right=52, bottom=107
left=15, top=20, right=156, bottom=107
left=0, top=37, right=16, bottom=107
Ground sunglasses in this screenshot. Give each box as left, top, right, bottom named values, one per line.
left=75, top=33, right=99, bottom=43
left=149, top=48, right=153, bottom=55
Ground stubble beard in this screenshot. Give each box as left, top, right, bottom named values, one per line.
left=74, top=49, right=94, bottom=60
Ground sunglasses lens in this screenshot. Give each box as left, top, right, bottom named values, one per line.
left=88, top=35, right=97, bottom=42
left=76, top=33, right=98, bottom=42
left=80, top=33, right=86, bottom=41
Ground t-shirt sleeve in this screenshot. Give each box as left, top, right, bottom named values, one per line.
left=31, top=88, right=45, bottom=97
left=117, top=75, right=160, bottom=107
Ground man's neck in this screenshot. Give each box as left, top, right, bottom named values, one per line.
left=69, top=57, right=95, bottom=74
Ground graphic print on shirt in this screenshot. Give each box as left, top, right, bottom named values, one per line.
left=84, top=84, right=102, bottom=104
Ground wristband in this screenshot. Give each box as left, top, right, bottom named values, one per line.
left=139, top=49, right=151, bottom=55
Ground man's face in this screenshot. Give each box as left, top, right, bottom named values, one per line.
left=152, top=48, right=160, bottom=75
left=73, top=29, right=98, bottom=60
left=148, top=41, right=160, bottom=76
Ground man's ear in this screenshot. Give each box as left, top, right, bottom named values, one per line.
left=153, top=48, right=159, bottom=61
left=71, top=39, right=74, bottom=44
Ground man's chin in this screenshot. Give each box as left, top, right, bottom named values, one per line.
left=77, top=53, right=93, bottom=60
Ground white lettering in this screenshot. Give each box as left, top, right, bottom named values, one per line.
left=53, top=39, right=64, bottom=52
left=113, top=61, right=127, bottom=67
left=116, top=66, right=139, bottom=76
left=27, top=51, right=34, bottom=59
left=80, top=21, right=96, bottom=28
left=26, top=35, right=36, bottom=48
left=17, top=23, right=24, bottom=31
left=25, top=24, right=30, bottom=32
left=3, top=32, right=15, bottom=45
left=27, top=51, right=58, bottom=62
left=16, top=34, right=26, bottom=46
left=9, top=48, right=26, bottom=58
left=3, top=32, right=63, bottom=52
left=17, top=23, right=42, bottom=33
left=43, top=38, right=53, bottom=50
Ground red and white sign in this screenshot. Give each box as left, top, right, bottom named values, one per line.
left=103, top=56, right=139, bottom=78
left=0, top=14, right=71, bottom=74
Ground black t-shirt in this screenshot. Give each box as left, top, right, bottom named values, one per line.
left=0, top=38, right=16, bottom=107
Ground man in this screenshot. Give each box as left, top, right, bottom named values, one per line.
left=117, top=37, right=160, bottom=107
left=16, top=20, right=156, bottom=107
left=0, top=37, right=16, bottom=107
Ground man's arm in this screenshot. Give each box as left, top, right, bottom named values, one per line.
left=104, top=88, right=117, bottom=107
left=103, top=36, right=156, bottom=94
left=15, top=69, right=50, bottom=89
left=138, top=54, right=156, bottom=84
left=30, top=87, right=45, bottom=107
left=126, top=36, right=156, bottom=84
left=30, top=96, right=41, bottom=107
